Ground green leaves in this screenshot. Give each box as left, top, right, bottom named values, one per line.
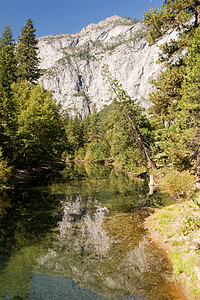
left=102, top=65, right=155, bottom=170
left=143, top=0, right=198, bottom=45
left=148, top=20, right=200, bottom=170
left=11, top=81, right=67, bottom=167
left=178, top=25, right=200, bottom=147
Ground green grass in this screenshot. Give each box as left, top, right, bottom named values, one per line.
left=145, top=195, right=200, bottom=299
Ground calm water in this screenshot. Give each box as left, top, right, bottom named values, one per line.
left=0, top=164, right=186, bottom=300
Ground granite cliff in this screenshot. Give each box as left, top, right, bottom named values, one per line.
left=38, top=16, right=165, bottom=117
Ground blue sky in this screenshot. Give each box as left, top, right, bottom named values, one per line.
left=1, top=0, right=163, bottom=40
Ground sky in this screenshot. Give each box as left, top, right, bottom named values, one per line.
left=0, top=0, right=163, bottom=40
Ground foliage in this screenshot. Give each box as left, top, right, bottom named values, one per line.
left=0, top=21, right=68, bottom=172
left=0, top=45, right=17, bottom=163
left=11, top=81, right=67, bottom=167
left=0, top=147, right=12, bottom=185
left=148, top=64, right=186, bottom=122
left=152, top=25, right=200, bottom=170
left=160, top=168, right=195, bottom=198
left=106, top=109, right=145, bottom=170
left=0, top=45, right=16, bottom=99
left=0, top=25, right=14, bottom=49
left=84, top=107, right=110, bottom=162
left=177, top=25, right=200, bottom=151
left=65, top=116, right=84, bottom=158
left=143, top=0, right=200, bottom=45
left=102, top=64, right=155, bottom=170
left=144, top=0, right=200, bottom=171
left=16, top=18, right=41, bottom=83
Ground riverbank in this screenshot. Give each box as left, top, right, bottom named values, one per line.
left=0, top=161, right=66, bottom=189
left=145, top=194, right=200, bottom=299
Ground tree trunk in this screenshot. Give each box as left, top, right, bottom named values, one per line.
left=126, top=112, right=157, bottom=170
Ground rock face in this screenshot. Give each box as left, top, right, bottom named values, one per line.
left=38, top=15, right=162, bottom=117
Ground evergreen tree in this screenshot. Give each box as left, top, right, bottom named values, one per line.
left=173, top=25, right=200, bottom=170
left=144, top=0, right=200, bottom=45
left=65, top=116, right=84, bottom=158
left=144, top=1, right=200, bottom=169
left=85, top=106, right=110, bottom=161
left=144, top=0, right=200, bottom=64
left=106, top=108, right=144, bottom=170
left=0, top=25, right=14, bottom=50
left=0, top=45, right=17, bottom=162
left=102, top=65, right=155, bottom=170
left=16, top=19, right=40, bottom=83
left=0, top=45, right=16, bottom=100
left=0, top=25, right=14, bottom=49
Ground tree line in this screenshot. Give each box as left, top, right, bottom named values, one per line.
left=0, top=19, right=68, bottom=184
left=66, top=0, right=200, bottom=178
left=1, top=0, right=200, bottom=186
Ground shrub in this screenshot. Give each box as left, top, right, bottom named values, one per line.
left=160, top=169, right=195, bottom=198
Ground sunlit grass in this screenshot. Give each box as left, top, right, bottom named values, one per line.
left=145, top=194, right=200, bottom=299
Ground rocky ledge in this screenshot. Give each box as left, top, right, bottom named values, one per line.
left=37, top=16, right=170, bottom=117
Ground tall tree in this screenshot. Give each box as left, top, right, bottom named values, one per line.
left=144, top=1, right=200, bottom=169
left=0, top=45, right=17, bottom=162
left=0, top=25, right=14, bottom=49
left=11, top=81, right=67, bottom=167
left=16, top=19, right=40, bottom=83
left=0, top=46, right=16, bottom=100
left=65, top=116, right=84, bottom=157
left=102, top=65, right=155, bottom=170
left=144, top=0, right=200, bottom=44
left=175, top=25, right=200, bottom=175
left=144, top=0, right=200, bottom=64
left=84, top=107, right=110, bottom=161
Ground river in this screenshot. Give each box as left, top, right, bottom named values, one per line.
left=0, top=164, right=186, bottom=299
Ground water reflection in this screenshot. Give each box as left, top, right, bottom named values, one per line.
left=59, top=195, right=110, bottom=257
left=37, top=192, right=185, bottom=300
left=0, top=164, right=186, bottom=299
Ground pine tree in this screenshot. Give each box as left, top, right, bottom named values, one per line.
left=102, top=65, right=155, bottom=170
left=0, top=45, right=17, bottom=162
left=143, top=1, right=200, bottom=168
left=0, top=25, right=14, bottom=49
left=84, top=106, right=110, bottom=161
left=144, top=0, right=200, bottom=45
left=0, top=46, right=16, bottom=99
left=144, top=0, right=200, bottom=65
left=65, top=116, right=84, bottom=157
left=175, top=25, right=200, bottom=173
left=16, top=19, right=40, bottom=83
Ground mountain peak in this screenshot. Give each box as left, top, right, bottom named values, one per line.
left=79, top=15, right=138, bottom=34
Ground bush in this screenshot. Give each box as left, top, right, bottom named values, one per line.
left=74, top=147, right=85, bottom=160
left=160, top=169, right=195, bottom=198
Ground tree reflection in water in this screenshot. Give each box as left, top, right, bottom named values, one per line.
left=0, top=165, right=186, bottom=300
left=37, top=192, right=186, bottom=300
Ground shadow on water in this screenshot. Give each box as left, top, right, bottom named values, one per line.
left=0, top=163, right=187, bottom=300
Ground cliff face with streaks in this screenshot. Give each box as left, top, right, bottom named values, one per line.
left=38, top=16, right=163, bottom=117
